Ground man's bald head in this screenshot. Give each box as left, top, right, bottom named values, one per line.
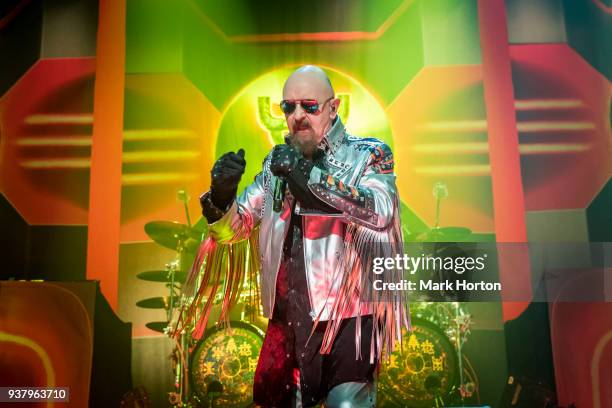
left=283, top=65, right=334, bottom=100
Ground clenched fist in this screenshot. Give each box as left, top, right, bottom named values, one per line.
left=210, top=148, right=246, bottom=208
left=270, top=144, right=301, bottom=177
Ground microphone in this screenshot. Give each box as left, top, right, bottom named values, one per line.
left=273, top=136, right=292, bottom=212
left=273, top=177, right=286, bottom=212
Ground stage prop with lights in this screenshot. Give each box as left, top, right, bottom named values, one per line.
left=0, top=281, right=132, bottom=407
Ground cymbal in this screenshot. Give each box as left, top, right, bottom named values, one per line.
left=145, top=321, right=169, bottom=333
left=137, top=270, right=187, bottom=283
left=144, top=220, right=205, bottom=251
left=193, top=216, right=209, bottom=235
left=136, top=296, right=177, bottom=309
left=406, top=227, right=472, bottom=242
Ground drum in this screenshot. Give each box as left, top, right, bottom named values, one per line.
left=189, top=322, right=264, bottom=407
left=378, top=317, right=459, bottom=407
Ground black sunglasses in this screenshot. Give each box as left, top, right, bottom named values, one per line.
left=280, top=97, right=334, bottom=115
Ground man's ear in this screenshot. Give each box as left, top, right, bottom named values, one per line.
left=330, top=98, right=340, bottom=116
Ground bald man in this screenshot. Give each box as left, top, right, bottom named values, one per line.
left=199, top=66, right=406, bottom=407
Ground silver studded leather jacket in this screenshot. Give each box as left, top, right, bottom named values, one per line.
left=206, top=118, right=400, bottom=321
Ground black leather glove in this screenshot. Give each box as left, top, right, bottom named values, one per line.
left=270, top=144, right=336, bottom=212
left=270, top=144, right=301, bottom=177
left=209, top=148, right=246, bottom=210
left=285, top=158, right=338, bottom=213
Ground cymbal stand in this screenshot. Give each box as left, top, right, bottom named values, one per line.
left=177, top=189, right=192, bottom=228
left=432, top=181, right=448, bottom=230
left=166, top=260, right=180, bottom=323
left=454, top=302, right=470, bottom=404
left=170, top=237, right=194, bottom=406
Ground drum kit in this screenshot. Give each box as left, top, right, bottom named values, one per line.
left=377, top=302, right=477, bottom=407
left=134, top=184, right=480, bottom=407
left=135, top=191, right=265, bottom=407
left=378, top=182, right=480, bottom=407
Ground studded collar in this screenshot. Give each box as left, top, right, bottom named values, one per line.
left=317, top=116, right=345, bottom=155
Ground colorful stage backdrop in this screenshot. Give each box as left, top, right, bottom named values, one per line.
left=0, top=0, right=610, bottom=407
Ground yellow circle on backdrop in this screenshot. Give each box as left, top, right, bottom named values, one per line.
left=214, top=66, right=394, bottom=191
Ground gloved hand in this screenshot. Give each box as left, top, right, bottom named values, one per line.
left=270, top=144, right=301, bottom=177
left=209, top=148, right=246, bottom=209
left=270, top=146, right=338, bottom=213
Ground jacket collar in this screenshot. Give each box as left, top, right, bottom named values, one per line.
left=318, top=116, right=345, bottom=155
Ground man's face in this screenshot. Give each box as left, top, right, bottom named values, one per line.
left=282, top=75, right=339, bottom=157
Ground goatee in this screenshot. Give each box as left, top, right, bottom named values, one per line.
left=288, top=134, right=318, bottom=159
